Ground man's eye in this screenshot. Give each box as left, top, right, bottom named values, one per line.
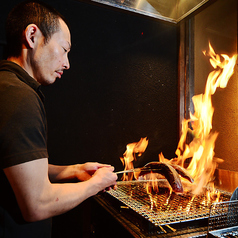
left=63, top=47, right=67, bottom=52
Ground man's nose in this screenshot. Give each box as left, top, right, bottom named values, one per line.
left=63, top=56, right=70, bottom=70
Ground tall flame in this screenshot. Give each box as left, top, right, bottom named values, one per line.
left=120, top=43, right=237, bottom=196
left=120, top=137, right=148, bottom=181
left=173, top=43, right=237, bottom=194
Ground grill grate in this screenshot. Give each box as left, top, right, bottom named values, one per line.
left=208, top=200, right=238, bottom=232
left=107, top=180, right=231, bottom=227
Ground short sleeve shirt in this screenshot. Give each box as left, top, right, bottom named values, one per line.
left=0, top=60, right=48, bottom=168
left=0, top=60, right=51, bottom=238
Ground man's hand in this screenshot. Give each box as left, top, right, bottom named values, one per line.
left=48, top=162, right=114, bottom=182
left=74, top=163, right=118, bottom=191
left=74, top=162, right=113, bottom=181
left=90, top=165, right=118, bottom=192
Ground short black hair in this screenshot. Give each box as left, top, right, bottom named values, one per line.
left=5, top=1, right=69, bottom=58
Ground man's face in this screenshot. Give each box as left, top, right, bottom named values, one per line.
left=31, top=18, right=71, bottom=85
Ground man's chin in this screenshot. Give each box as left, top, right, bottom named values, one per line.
left=39, top=77, right=57, bottom=86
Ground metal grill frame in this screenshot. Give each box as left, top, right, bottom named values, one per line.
left=107, top=181, right=231, bottom=227
left=208, top=200, right=238, bottom=233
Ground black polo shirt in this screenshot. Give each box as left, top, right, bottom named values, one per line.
left=0, top=60, right=51, bottom=237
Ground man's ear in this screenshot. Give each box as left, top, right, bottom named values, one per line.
left=24, top=24, right=40, bottom=49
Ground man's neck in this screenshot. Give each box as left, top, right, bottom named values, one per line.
left=7, top=56, right=35, bottom=81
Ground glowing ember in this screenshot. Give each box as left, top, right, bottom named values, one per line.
left=120, top=43, right=237, bottom=197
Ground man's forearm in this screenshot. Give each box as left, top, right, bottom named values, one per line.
left=28, top=178, right=98, bottom=222
left=48, top=164, right=80, bottom=182
left=48, top=162, right=114, bottom=182
left=5, top=159, right=117, bottom=222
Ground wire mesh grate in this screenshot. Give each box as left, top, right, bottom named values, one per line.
left=208, top=200, right=238, bottom=232
left=108, top=181, right=231, bottom=226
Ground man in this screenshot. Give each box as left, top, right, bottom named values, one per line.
left=0, top=1, right=117, bottom=237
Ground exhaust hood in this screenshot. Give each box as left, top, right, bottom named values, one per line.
left=88, top=0, right=213, bottom=23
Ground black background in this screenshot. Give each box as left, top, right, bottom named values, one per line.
left=0, top=0, right=179, bottom=236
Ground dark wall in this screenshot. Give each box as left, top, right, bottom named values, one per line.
left=43, top=0, right=179, bottom=170
left=0, top=0, right=178, bottom=237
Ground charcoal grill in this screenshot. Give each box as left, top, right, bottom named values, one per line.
left=107, top=180, right=231, bottom=227
left=207, top=200, right=238, bottom=237
left=93, top=178, right=232, bottom=237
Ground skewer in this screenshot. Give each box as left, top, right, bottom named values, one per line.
left=116, top=168, right=161, bottom=174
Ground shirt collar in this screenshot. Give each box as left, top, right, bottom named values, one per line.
left=0, top=60, right=45, bottom=102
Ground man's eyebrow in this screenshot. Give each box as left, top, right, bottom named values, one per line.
left=67, top=42, right=71, bottom=50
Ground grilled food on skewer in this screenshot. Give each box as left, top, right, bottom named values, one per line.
left=138, top=162, right=194, bottom=193
left=139, top=162, right=183, bottom=193
left=143, top=162, right=194, bottom=183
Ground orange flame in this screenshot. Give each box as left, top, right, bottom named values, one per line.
left=120, top=43, right=237, bottom=197
left=173, top=43, right=237, bottom=194
left=120, top=137, right=148, bottom=181
left=145, top=172, right=159, bottom=194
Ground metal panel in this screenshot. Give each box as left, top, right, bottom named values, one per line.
left=86, top=0, right=210, bottom=23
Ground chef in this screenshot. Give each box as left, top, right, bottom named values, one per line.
left=0, top=1, right=117, bottom=237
